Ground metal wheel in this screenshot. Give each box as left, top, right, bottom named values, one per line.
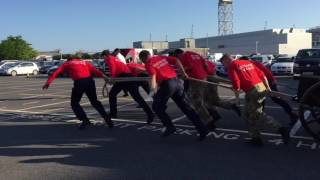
left=11, top=70, right=17, bottom=76
left=102, top=82, right=109, bottom=97
left=299, top=81, right=320, bottom=141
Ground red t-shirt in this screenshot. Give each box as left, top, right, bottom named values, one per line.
left=251, top=60, right=276, bottom=84
left=127, top=63, right=146, bottom=77
left=46, top=59, right=103, bottom=85
left=206, top=61, right=216, bottom=76
left=145, top=56, right=177, bottom=84
left=179, top=51, right=208, bottom=80
left=228, top=59, right=266, bottom=92
left=105, top=55, right=131, bottom=77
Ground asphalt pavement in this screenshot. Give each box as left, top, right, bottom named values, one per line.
left=0, top=76, right=319, bottom=180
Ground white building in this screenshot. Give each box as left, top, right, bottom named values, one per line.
left=194, top=29, right=312, bottom=56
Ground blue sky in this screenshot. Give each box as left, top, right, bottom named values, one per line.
left=0, top=0, right=319, bottom=53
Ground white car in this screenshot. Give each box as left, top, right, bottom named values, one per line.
left=0, top=61, right=18, bottom=69
left=0, top=62, right=39, bottom=76
left=271, top=57, right=295, bottom=75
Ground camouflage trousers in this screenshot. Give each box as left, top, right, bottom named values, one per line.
left=206, top=76, right=236, bottom=109
left=244, top=83, right=281, bottom=138
left=187, top=76, right=235, bottom=123
left=187, top=80, right=212, bottom=123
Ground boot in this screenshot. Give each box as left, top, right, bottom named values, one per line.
left=78, top=120, right=91, bottom=130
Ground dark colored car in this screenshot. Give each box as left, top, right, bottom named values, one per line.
left=294, top=49, right=320, bottom=76
left=47, top=61, right=68, bottom=77
left=37, top=61, right=55, bottom=74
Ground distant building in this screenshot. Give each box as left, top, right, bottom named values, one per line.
left=308, top=26, right=320, bottom=48
left=169, top=38, right=196, bottom=49
left=36, top=50, right=61, bottom=60
left=133, top=41, right=168, bottom=49
left=194, top=29, right=312, bottom=56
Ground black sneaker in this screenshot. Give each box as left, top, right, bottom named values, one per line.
left=161, top=127, right=176, bottom=138
left=279, top=127, right=290, bottom=144
left=207, top=121, right=217, bottom=131
left=198, top=129, right=209, bottom=141
left=245, top=138, right=264, bottom=147
left=232, top=104, right=241, bottom=117
left=147, top=114, right=155, bottom=125
left=105, top=115, right=114, bottom=128
left=78, top=120, right=91, bottom=130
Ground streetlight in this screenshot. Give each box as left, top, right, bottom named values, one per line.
left=255, top=41, right=259, bottom=54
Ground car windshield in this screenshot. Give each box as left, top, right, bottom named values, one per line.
left=275, top=58, right=293, bottom=63
left=297, top=50, right=320, bottom=59
left=3, top=63, right=19, bottom=69
left=251, top=57, right=263, bottom=62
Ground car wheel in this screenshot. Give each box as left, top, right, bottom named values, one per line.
left=33, top=70, right=38, bottom=75
left=11, top=71, right=17, bottom=77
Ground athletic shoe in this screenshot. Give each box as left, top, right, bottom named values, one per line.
left=245, top=138, right=264, bottom=147
left=279, top=127, right=290, bottom=144
left=207, top=121, right=217, bottom=131
left=78, top=120, right=91, bottom=130
left=198, top=129, right=209, bottom=141
left=147, top=114, right=155, bottom=125
left=105, top=115, right=114, bottom=128
left=161, top=127, right=176, bottom=138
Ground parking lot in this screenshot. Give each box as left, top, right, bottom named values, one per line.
left=0, top=76, right=319, bottom=180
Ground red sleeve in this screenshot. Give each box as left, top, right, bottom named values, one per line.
left=254, top=65, right=266, bottom=81
left=86, top=62, right=104, bottom=77
left=206, top=61, right=216, bottom=75
left=228, top=63, right=241, bottom=91
left=166, top=56, right=178, bottom=65
left=253, top=61, right=275, bottom=82
left=146, top=63, right=156, bottom=76
left=46, top=63, right=67, bottom=85
left=106, top=57, right=116, bottom=77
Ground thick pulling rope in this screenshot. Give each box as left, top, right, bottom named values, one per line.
left=104, top=77, right=294, bottom=99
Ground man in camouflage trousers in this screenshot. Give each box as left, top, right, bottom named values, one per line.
left=220, top=54, right=290, bottom=146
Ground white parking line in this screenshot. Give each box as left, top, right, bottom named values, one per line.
left=111, top=118, right=314, bottom=141
left=172, top=115, right=186, bottom=122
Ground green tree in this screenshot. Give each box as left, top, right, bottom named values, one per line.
left=0, top=36, right=38, bottom=60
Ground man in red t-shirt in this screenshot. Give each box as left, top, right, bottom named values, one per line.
left=102, top=50, right=154, bottom=124
left=247, top=57, right=298, bottom=124
left=174, top=49, right=241, bottom=131
left=127, top=62, right=150, bottom=94
left=42, top=56, right=113, bottom=130
left=139, top=50, right=208, bottom=141
left=221, top=54, right=289, bottom=146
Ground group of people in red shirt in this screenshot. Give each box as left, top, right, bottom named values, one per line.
left=42, top=49, right=295, bottom=145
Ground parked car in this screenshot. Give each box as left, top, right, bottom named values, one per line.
left=294, top=49, right=320, bottom=76
left=271, top=57, right=295, bottom=75
left=251, top=55, right=271, bottom=67
left=215, top=61, right=228, bottom=77
left=0, top=61, right=18, bottom=70
left=0, top=62, right=39, bottom=76
left=47, top=61, right=68, bottom=77
left=37, top=61, right=55, bottom=74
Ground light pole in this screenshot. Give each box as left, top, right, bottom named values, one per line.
left=255, top=41, right=259, bottom=54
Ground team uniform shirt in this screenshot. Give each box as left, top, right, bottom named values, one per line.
left=228, top=59, right=266, bottom=92
left=179, top=51, right=209, bottom=80
left=127, top=63, right=146, bottom=77
left=105, top=55, right=131, bottom=77
left=46, top=59, right=103, bottom=85
left=251, top=60, right=276, bottom=84
left=145, top=56, right=177, bottom=84
left=206, top=60, right=216, bottom=76
left=116, top=53, right=127, bottom=64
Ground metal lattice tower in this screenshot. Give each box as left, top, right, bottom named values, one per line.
left=218, top=0, right=233, bottom=36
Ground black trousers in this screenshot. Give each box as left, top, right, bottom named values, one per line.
left=152, top=78, right=207, bottom=133
left=71, top=77, right=108, bottom=122
left=269, top=83, right=293, bottom=115
left=109, top=73, right=153, bottom=117
left=136, top=73, right=150, bottom=94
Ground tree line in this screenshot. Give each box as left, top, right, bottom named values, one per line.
left=0, top=36, right=38, bottom=60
